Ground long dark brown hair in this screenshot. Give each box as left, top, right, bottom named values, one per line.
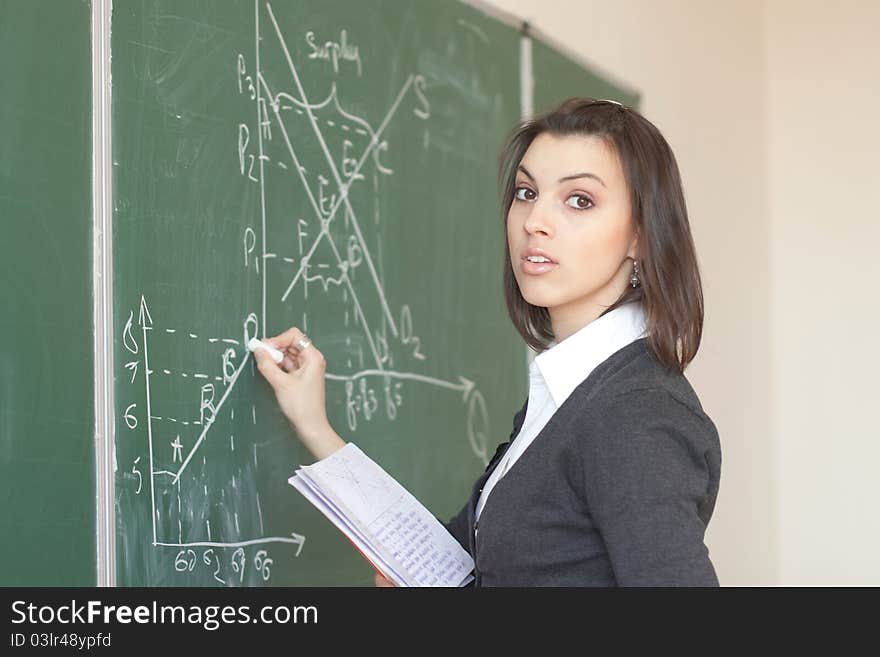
left=499, top=98, right=704, bottom=374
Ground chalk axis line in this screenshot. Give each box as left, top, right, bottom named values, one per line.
left=136, top=1, right=488, bottom=558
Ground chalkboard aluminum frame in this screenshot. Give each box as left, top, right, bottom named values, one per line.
left=92, top=0, right=114, bottom=587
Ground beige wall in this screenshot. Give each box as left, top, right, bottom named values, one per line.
left=766, top=0, right=880, bottom=585
left=482, top=0, right=775, bottom=585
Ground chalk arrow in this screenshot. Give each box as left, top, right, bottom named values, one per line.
left=138, top=295, right=153, bottom=329
left=291, top=533, right=306, bottom=557
left=459, top=376, right=475, bottom=402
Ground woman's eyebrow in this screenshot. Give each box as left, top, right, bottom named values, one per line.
left=559, top=172, right=606, bottom=187
left=517, top=164, right=606, bottom=187
left=517, top=165, right=536, bottom=181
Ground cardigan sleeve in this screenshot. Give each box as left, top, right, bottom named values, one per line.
left=442, top=500, right=471, bottom=551
left=441, top=438, right=514, bottom=549
left=441, top=396, right=530, bottom=551
left=575, top=387, right=721, bottom=586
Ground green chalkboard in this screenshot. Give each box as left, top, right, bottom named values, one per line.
left=0, top=0, right=95, bottom=585
left=0, top=0, right=640, bottom=588
left=112, top=0, right=527, bottom=586
left=531, top=36, right=639, bottom=114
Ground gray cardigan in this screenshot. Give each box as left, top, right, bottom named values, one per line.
left=443, top=337, right=722, bottom=587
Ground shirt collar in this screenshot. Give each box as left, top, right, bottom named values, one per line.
left=533, top=302, right=648, bottom=407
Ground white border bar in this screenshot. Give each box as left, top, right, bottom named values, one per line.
left=462, top=0, right=639, bottom=103
left=519, top=31, right=533, bottom=120
left=92, top=0, right=115, bottom=587
left=524, top=20, right=640, bottom=102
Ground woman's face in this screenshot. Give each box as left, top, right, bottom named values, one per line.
left=506, top=132, right=639, bottom=341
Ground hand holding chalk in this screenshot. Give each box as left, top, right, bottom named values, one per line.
left=251, top=327, right=345, bottom=461
left=247, top=337, right=284, bottom=364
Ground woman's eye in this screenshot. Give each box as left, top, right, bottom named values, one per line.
left=565, top=194, right=593, bottom=210
left=514, top=186, right=536, bottom=201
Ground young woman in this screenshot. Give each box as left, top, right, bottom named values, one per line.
left=253, top=98, right=722, bottom=587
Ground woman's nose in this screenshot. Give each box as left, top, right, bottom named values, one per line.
left=523, top=198, right=554, bottom=236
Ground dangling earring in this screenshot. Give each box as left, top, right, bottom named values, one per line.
left=630, top=259, right=641, bottom=288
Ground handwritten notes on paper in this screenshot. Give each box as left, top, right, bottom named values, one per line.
left=289, top=443, right=474, bottom=587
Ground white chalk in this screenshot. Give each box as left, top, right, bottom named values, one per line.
left=247, top=337, right=284, bottom=364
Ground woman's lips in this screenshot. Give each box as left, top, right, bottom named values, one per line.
left=521, top=259, right=559, bottom=275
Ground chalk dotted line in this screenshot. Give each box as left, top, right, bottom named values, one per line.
left=162, top=329, right=240, bottom=346
left=279, top=105, right=369, bottom=137
left=153, top=368, right=224, bottom=382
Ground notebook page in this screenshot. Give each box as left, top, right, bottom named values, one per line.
left=290, top=443, right=474, bottom=587
left=289, top=472, right=408, bottom=586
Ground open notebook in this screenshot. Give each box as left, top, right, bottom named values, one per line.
left=289, top=443, right=475, bottom=587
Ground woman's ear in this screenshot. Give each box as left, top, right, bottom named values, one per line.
left=626, top=230, right=639, bottom=261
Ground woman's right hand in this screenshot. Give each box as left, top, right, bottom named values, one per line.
left=253, top=327, right=345, bottom=460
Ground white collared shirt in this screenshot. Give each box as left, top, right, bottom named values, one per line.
left=474, top=302, right=649, bottom=522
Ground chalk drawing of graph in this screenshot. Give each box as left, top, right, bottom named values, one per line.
left=118, top=0, right=492, bottom=582
left=247, top=0, right=491, bottom=467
